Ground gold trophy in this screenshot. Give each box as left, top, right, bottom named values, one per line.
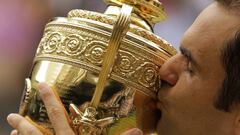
left=19, top=0, right=176, bottom=134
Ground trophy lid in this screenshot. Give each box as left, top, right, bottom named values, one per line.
left=104, top=0, right=166, bottom=27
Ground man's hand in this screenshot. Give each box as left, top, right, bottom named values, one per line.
left=7, top=83, right=75, bottom=135
left=7, top=83, right=143, bottom=135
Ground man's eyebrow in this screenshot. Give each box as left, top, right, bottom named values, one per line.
left=179, top=46, right=200, bottom=69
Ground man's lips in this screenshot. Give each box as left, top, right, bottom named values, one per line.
left=156, top=89, right=168, bottom=110
left=157, top=91, right=165, bottom=110
left=157, top=84, right=170, bottom=110
left=156, top=100, right=164, bottom=110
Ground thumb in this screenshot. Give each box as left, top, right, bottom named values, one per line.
left=121, top=128, right=143, bottom=135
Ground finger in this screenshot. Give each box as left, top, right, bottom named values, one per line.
left=7, top=113, right=43, bottom=135
left=39, top=83, right=71, bottom=123
left=10, top=130, right=18, bottom=135
left=51, top=85, right=71, bottom=121
left=121, top=128, right=143, bottom=135
left=51, top=86, right=73, bottom=130
left=25, top=116, right=52, bottom=135
left=38, top=83, right=74, bottom=135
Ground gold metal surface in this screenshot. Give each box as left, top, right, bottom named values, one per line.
left=104, top=0, right=166, bottom=27
left=91, top=5, right=132, bottom=108
left=67, top=9, right=176, bottom=56
left=19, top=0, right=177, bottom=134
left=34, top=16, right=168, bottom=97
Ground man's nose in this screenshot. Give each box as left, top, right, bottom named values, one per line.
left=159, top=55, right=179, bottom=86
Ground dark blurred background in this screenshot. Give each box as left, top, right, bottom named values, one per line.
left=0, top=0, right=212, bottom=134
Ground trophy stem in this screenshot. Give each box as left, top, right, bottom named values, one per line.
left=90, top=4, right=133, bottom=108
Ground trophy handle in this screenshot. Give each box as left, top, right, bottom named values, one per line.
left=19, top=78, right=32, bottom=116
left=90, top=4, right=133, bottom=108
left=69, top=4, right=134, bottom=135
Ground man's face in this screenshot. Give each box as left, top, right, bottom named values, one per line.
left=157, top=2, right=240, bottom=135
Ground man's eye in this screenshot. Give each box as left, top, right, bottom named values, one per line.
left=180, top=52, right=195, bottom=75
left=186, top=61, right=194, bottom=75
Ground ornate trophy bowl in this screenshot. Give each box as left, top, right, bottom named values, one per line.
left=19, top=0, right=176, bottom=134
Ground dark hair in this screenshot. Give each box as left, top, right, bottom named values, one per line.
left=215, top=31, right=240, bottom=112
left=215, top=0, right=240, bottom=9
left=214, top=0, right=240, bottom=112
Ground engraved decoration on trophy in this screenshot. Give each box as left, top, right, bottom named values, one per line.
left=19, top=0, right=177, bottom=135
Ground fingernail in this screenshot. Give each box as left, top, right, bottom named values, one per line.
left=10, top=129, right=18, bottom=135
left=7, top=113, right=17, bottom=125
left=127, top=128, right=143, bottom=135
left=38, top=83, right=49, bottom=96
left=132, top=129, right=143, bottom=135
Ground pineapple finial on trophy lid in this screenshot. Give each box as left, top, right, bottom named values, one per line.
left=104, top=0, right=167, bottom=30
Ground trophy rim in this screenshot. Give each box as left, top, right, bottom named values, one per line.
left=67, top=9, right=177, bottom=56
